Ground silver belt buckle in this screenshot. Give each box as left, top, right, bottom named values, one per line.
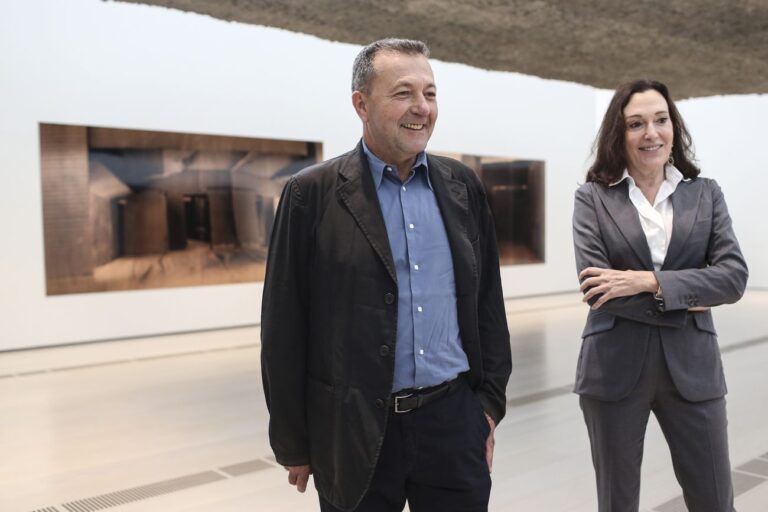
left=394, top=393, right=413, bottom=413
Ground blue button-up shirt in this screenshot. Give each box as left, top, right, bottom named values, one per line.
left=362, top=142, right=469, bottom=392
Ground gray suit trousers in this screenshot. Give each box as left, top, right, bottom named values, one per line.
left=580, top=328, right=735, bottom=512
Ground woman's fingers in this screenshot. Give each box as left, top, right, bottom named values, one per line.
left=583, top=283, right=610, bottom=302
left=591, top=290, right=613, bottom=309
left=578, top=267, right=604, bottom=281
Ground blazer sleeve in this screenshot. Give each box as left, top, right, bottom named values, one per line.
left=572, top=183, right=687, bottom=327
left=473, top=175, right=512, bottom=425
left=654, top=179, right=748, bottom=311
left=260, top=176, right=312, bottom=467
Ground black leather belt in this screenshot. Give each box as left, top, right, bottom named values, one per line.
left=391, top=377, right=462, bottom=413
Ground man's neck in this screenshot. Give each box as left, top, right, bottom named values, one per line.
left=363, top=138, right=418, bottom=181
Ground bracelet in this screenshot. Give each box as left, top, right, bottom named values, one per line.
left=654, top=284, right=664, bottom=311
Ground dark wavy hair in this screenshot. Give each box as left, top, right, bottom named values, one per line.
left=586, top=79, right=700, bottom=185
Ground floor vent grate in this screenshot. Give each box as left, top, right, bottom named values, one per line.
left=59, top=471, right=225, bottom=512
left=31, top=508, right=60, bottom=512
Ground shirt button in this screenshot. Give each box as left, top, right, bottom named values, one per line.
left=379, top=345, right=390, bottom=356
left=409, top=223, right=415, bottom=229
left=417, top=306, right=423, bottom=312
left=402, top=186, right=406, bottom=192
left=413, top=264, right=419, bottom=270
left=374, top=398, right=385, bottom=409
left=419, top=349, right=424, bottom=355
left=384, top=293, right=395, bottom=305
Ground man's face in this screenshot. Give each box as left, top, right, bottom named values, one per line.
left=353, top=51, right=437, bottom=169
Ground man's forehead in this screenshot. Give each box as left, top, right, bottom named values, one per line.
left=372, top=53, right=435, bottom=84
left=374, top=51, right=430, bottom=70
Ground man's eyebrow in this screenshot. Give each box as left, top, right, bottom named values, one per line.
left=391, top=79, right=436, bottom=89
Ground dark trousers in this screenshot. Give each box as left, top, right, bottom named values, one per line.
left=320, top=379, right=491, bottom=512
left=580, top=328, right=735, bottom=512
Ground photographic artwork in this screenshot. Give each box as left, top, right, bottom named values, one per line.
left=40, top=123, right=321, bottom=295
left=435, top=152, right=545, bottom=265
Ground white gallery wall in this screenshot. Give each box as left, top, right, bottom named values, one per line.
left=0, top=0, right=764, bottom=350
left=676, top=96, right=768, bottom=289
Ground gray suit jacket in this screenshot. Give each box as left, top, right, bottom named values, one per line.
left=572, top=178, right=747, bottom=402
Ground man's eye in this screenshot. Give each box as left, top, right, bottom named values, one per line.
left=395, top=91, right=410, bottom=97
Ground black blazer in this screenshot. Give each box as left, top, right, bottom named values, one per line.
left=261, top=142, right=511, bottom=511
left=572, top=177, right=748, bottom=402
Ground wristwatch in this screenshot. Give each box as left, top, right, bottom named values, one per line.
left=654, top=284, right=665, bottom=311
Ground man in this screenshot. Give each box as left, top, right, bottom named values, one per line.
left=261, top=38, right=511, bottom=512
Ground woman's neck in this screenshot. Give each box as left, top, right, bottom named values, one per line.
left=628, top=165, right=665, bottom=204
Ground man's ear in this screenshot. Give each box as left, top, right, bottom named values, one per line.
left=352, top=91, right=368, bottom=122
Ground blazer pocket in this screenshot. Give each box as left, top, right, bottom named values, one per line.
left=692, top=312, right=717, bottom=335
left=581, top=310, right=616, bottom=338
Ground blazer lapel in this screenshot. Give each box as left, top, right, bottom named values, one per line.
left=596, top=181, right=655, bottom=270
left=336, top=144, right=397, bottom=284
left=663, top=179, right=703, bottom=269
left=427, top=156, right=475, bottom=296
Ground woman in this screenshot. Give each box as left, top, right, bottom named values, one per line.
left=572, top=79, right=748, bottom=512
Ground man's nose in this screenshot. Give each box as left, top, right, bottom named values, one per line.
left=411, top=94, right=431, bottom=116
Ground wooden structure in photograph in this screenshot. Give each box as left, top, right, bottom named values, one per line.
left=436, top=152, right=545, bottom=266
left=39, top=123, right=321, bottom=295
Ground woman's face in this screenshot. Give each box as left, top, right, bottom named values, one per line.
left=622, top=89, right=674, bottom=175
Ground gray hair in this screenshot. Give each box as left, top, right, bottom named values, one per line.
left=351, top=38, right=430, bottom=94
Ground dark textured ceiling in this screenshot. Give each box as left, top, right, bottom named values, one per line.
left=117, top=0, right=768, bottom=99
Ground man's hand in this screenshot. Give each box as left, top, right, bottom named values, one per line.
left=579, top=267, right=657, bottom=309
left=485, top=413, right=496, bottom=473
left=284, top=465, right=311, bottom=492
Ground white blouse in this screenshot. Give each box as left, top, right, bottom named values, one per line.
left=611, top=165, right=688, bottom=271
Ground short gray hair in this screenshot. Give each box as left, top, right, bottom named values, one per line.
left=352, top=38, right=430, bottom=94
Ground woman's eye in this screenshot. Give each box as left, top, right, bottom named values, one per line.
left=656, top=117, right=669, bottom=124
left=627, top=122, right=642, bottom=130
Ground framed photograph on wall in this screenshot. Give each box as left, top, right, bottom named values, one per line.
left=434, top=152, right=545, bottom=266
left=39, top=123, right=321, bottom=295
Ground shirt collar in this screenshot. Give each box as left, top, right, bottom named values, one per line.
left=608, top=164, right=690, bottom=188
left=362, top=140, right=430, bottom=190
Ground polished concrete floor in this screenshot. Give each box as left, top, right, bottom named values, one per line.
left=1, top=291, right=767, bottom=512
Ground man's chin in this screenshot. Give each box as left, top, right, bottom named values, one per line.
left=399, top=140, right=430, bottom=156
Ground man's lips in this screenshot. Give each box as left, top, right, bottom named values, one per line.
left=401, top=123, right=426, bottom=130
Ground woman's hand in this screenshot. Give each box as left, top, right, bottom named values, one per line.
left=579, top=267, right=658, bottom=309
